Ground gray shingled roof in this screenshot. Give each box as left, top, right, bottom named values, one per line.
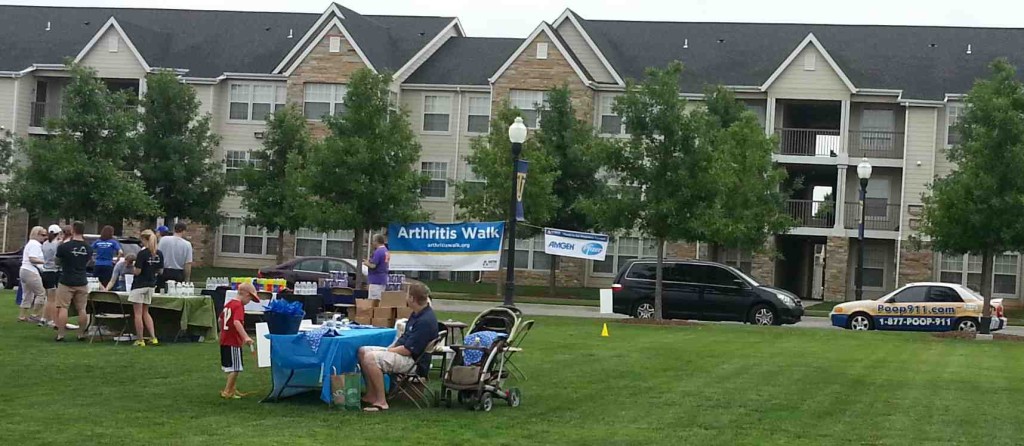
left=577, top=17, right=1024, bottom=100
left=0, top=5, right=452, bottom=77
left=406, top=37, right=521, bottom=85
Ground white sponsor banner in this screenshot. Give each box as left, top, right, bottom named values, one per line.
left=543, top=228, right=610, bottom=261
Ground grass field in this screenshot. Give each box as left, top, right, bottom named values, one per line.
left=4, top=289, right=1024, bottom=445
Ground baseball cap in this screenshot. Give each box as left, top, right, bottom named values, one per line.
left=47, top=224, right=62, bottom=234
left=237, top=282, right=261, bottom=302
left=156, top=225, right=170, bottom=235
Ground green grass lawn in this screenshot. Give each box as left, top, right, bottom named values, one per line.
left=6, top=289, right=1024, bottom=444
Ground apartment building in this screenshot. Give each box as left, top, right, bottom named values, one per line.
left=0, top=2, right=1021, bottom=303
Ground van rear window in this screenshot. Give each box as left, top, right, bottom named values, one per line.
left=626, top=263, right=657, bottom=280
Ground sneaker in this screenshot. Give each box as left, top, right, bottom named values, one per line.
left=220, top=391, right=242, bottom=400
left=148, top=338, right=159, bottom=346
left=133, top=340, right=146, bottom=347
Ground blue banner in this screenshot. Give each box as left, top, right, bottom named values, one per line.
left=515, top=160, right=528, bottom=222
left=387, top=222, right=505, bottom=271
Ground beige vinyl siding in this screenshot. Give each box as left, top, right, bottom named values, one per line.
left=78, top=28, right=147, bottom=79
left=0, top=78, right=16, bottom=132
left=900, top=107, right=939, bottom=236
left=768, top=46, right=851, bottom=101
left=395, top=25, right=458, bottom=84
left=14, top=75, right=33, bottom=134
left=555, top=21, right=616, bottom=84
left=192, top=84, right=215, bottom=116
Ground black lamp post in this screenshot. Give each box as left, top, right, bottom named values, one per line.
left=504, top=117, right=528, bottom=306
left=855, top=158, right=872, bottom=301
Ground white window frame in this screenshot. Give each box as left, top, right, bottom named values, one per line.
left=224, top=150, right=255, bottom=188
left=864, top=177, right=891, bottom=221
left=945, top=103, right=964, bottom=148
left=294, top=229, right=355, bottom=258
left=536, top=42, right=549, bottom=60
left=420, top=161, right=449, bottom=200
left=421, top=94, right=452, bottom=133
left=107, top=34, right=119, bottom=53
left=861, top=245, right=887, bottom=290
left=466, top=96, right=491, bottom=134
left=803, top=52, right=816, bottom=71
left=938, top=252, right=1020, bottom=297
left=329, top=36, right=342, bottom=53
left=303, top=83, right=347, bottom=121
left=509, top=90, right=547, bottom=129
left=599, top=94, right=625, bottom=136
left=228, top=82, right=286, bottom=123
left=590, top=236, right=660, bottom=277
left=218, top=217, right=277, bottom=258
left=499, top=236, right=555, bottom=271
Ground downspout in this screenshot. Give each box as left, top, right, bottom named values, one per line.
left=451, top=87, right=463, bottom=222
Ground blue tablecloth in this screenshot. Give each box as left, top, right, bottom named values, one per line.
left=267, top=328, right=397, bottom=404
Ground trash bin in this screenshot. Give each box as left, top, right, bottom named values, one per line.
left=265, top=310, right=305, bottom=335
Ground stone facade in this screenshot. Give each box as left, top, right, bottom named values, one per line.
left=824, top=236, right=849, bottom=301
left=665, top=242, right=698, bottom=259
left=122, top=219, right=215, bottom=267
left=751, top=237, right=777, bottom=287
left=481, top=256, right=587, bottom=288
left=898, top=242, right=933, bottom=287
left=491, top=32, right=593, bottom=123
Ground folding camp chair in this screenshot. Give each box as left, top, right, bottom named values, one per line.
left=504, top=320, right=534, bottom=381
left=88, top=291, right=132, bottom=345
left=387, top=330, right=446, bottom=409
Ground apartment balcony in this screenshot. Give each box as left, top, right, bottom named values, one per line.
left=776, top=128, right=840, bottom=157
left=29, top=101, right=62, bottom=129
left=843, top=202, right=901, bottom=231
left=848, top=130, right=905, bottom=159
left=786, top=200, right=836, bottom=228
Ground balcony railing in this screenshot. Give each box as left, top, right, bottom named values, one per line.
left=844, top=202, right=901, bottom=231
left=848, top=130, right=905, bottom=159
left=29, top=101, right=61, bottom=128
left=786, top=200, right=836, bottom=228
left=776, top=128, right=841, bottom=157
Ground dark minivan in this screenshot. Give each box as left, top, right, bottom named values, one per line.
left=612, top=259, right=804, bottom=325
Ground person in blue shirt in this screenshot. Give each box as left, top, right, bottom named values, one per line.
left=91, top=225, right=123, bottom=287
left=357, top=284, right=438, bottom=412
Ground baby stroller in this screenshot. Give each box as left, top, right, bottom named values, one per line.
left=438, top=306, right=525, bottom=412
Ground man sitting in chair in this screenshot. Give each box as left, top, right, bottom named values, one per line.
left=357, top=284, right=437, bottom=412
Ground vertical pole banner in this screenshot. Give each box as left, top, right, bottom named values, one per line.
left=515, top=160, right=528, bottom=222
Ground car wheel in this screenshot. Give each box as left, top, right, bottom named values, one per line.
left=955, top=318, right=979, bottom=332
left=633, top=301, right=656, bottom=319
left=848, top=313, right=873, bottom=331
left=749, top=304, right=778, bottom=326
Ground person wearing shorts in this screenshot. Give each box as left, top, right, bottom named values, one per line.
left=130, top=230, right=163, bottom=347
left=39, top=225, right=62, bottom=327
left=54, top=221, right=93, bottom=341
left=18, top=227, right=48, bottom=322
left=219, top=282, right=258, bottom=399
left=365, top=234, right=390, bottom=300
left=357, top=284, right=437, bottom=412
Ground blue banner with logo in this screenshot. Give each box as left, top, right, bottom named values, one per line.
left=515, top=160, right=528, bottom=222
left=387, top=222, right=505, bottom=271
left=543, top=228, right=610, bottom=261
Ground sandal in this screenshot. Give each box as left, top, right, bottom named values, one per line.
left=362, top=404, right=388, bottom=412
left=220, top=391, right=242, bottom=400
left=233, top=390, right=252, bottom=398
left=54, top=336, right=65, bottom=342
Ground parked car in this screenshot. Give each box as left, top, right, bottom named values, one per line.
left=830, top=282, right=1006, bottom=332
left=0, top=235, right=142, bottom=289
left=611, top=259, right=804, bottom=325
left=258, top=256, right=373, bottom=288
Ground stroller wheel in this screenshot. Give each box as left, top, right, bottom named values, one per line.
left=477, top=393, right=493, bottom=412
left=507, top=388, right=521, bottom=408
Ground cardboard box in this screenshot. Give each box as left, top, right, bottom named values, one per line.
left=355, top=299, right=379, bottom=310
left=380, top=291, right=408, bottom=308
left=371, top=317, right=395, bottom=328
left=355, top=308, right=374, bottom=319
left=353, top=315, right=372, bottom=326
left=395, top=307, right=413, bottom=320
left=373, top=307, right=397, bottom=319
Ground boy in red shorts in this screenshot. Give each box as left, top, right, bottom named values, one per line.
left=219, top=282, right=259, bottom=399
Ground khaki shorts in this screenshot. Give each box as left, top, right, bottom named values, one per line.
left=19, top=268, right=46, bottom=309
left=128, top=287, right=155, bottom=305
left=368, top=284, right=385, bottom=300
left=362, top=346, right=415, bottom=373
left=55, top=284, right=89, bottom=309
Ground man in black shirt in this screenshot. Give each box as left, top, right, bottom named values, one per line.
left=54, top=221, right=93, bottom=341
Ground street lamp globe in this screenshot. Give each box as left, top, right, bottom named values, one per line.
left=857, top=158, right=873, bottom=180
left=508, top=117, right=528, bottom=144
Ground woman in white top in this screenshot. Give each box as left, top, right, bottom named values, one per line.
left=18, top=226, right=48, bottom=322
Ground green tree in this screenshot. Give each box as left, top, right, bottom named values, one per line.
left=701, top=86, right=794, bottom=263
left=298, top=69, right=426, bottom=286
left=455, top=104, right=560, bottom=294
left=532, top=85, right=606, bottom=294
left=0, top=126, right=16, bottom=211
left=138, top=70, right=225, bottom=225
left=584, top=62, right=717, bottom=320
left=920, top=59, right=1024, bottom=334
left=239, top=105, right=312, bottom=263
left=9, top=63, right=158, bottom=222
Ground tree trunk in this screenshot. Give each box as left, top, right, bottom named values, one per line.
left=276, top=229, right=286, bottom=264
left=655, top=237, right=665, bottom=321
left=548, top=256, right=558, bottom=297
left=979, top=249, right=994, bottom=335
left=353, top=229, right=366, bottom=289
